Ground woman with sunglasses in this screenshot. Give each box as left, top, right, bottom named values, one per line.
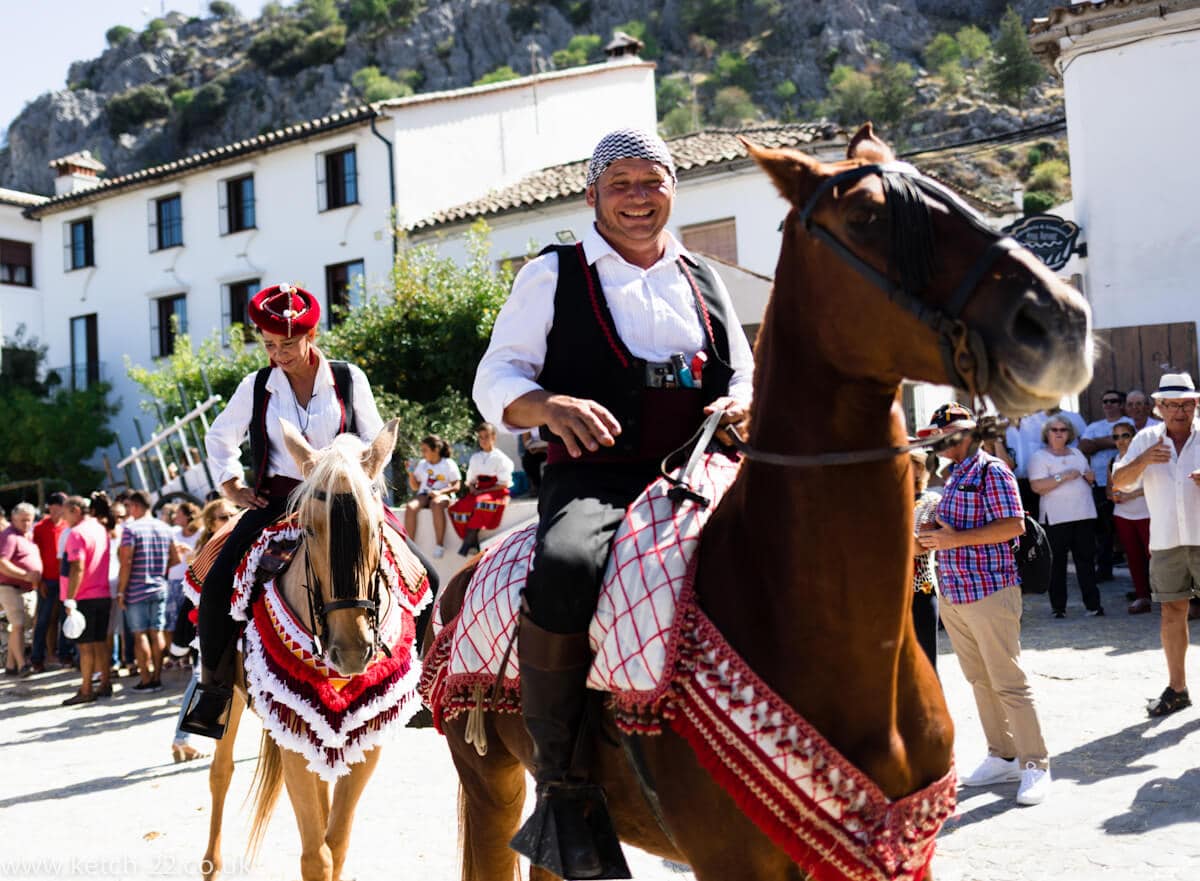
left=1108, top=419, right=1152, bottom=614
left=1029, top=415, right=1103, bottom=618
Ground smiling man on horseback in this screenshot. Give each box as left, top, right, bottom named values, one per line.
left=473, top=128, right=755, bottom=878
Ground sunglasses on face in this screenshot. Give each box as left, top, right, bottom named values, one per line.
left=1112, top=433, right=1134, bottom=440
left=1101, top=398, right=1122, bottom=404
left=1161, top=401, right=1198, bottom=412
left=1048, top=428, right=1069, bottom=433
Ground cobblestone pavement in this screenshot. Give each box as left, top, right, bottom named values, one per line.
left=2, top=569, right=1198, bottom=880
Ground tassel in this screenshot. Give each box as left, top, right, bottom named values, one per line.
left=465, top=684, right=489, bottom=757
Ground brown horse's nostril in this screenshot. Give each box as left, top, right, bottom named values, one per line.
left=1010, top=301, right=1052, bottom=350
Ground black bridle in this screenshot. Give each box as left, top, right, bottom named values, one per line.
left=300, top=488, right=392, bottom=661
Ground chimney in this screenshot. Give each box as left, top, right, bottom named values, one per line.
left=604, top=32, right=644, bottom=61
left=48, top=150, right=106, bottom=197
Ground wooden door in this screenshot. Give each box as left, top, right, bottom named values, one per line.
left=1079, top=322, right=1198, bottom=422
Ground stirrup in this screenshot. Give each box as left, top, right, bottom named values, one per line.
left=179, top=683, right=234, bottom=739
left=510, top=782, right=631, bottom=880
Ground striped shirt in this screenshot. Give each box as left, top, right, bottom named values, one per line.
left=120, top=515, right=174, bottom=603
left=935, top=450, right=1023, bottom=604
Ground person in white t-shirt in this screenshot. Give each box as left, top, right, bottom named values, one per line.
left=452, top=422, right=515, bottom=556
left=404, top=434, right=462, bottom=557
left=1079, top=389, right=1129, bottom=582
left=1113, top=372, right=1200, bottom=717
left=1029, top=414, right=1102, bottom=618
left=1107, top=418, right=1152, bottom=614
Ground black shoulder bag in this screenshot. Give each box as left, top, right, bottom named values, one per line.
left=981, top=459, right=1052, bottom=595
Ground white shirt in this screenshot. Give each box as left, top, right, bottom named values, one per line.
left=411, top=457, right=461, bottom=494
left=467, top=448, right=514, bottom=488
left=1017, top=410, right=1087, bottom=470
left=205, top=348, right=384, bottom=485
left=472, top=225, right=755, bottom=430
left=1081, top=417, right=1127, bottom=487
left=1029, top=447, right=1097, bottom=525
left=1116, top=419, right=1200, bottom=550
left=168, top=527, right=200, bottom=582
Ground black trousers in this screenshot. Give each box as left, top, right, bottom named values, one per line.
left=197, top=499, right=289, bottom=669
left=197, top=499, right=441, bottom=666
left=1017, top=478, right=1040, bottom=522
left=1046, top=518, right=1101, bottom=613
left=524, top=461, right=661, bottom=634
left=1092, top=485, right=1115, bottom=576
left=911, top=590, right=938, bottom=671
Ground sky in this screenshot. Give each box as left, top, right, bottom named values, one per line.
left=0, top=1, right=272, bottom=145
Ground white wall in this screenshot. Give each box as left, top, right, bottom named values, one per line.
left=1062, top=22, right=1200, bottom=336
left=0, top=204, right=44, bottom=344
left=385, top=62, right=656, bottom=229
left=36, top=124, right=395, bottom=458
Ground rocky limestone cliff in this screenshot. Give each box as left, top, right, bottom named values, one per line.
left=0, top=0, right=1064, bottom=195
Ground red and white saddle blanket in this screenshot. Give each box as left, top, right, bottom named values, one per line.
left=187, top=518, right=430, bottom=781
left=419, top=452, right=955, bottom=881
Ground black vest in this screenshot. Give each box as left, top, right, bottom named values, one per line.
left=536, top=243, right=735, bottom=463
left=248, top=360, right=357, bottom=491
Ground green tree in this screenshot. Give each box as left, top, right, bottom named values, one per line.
left=0, top=334, right=116, bottom=490
left=660, top=105, right=697, bottom=137
left=140, top=18, right=169, bottom=50
left=656, top=77, right=690, bottom=117
left=924, top=33, right=961, bottom=70
left=615, top=19, right=659, bottom=59
left=352, top=66, right=413, bottom=101
left=680, top=0, right=739, bottom=40
left=774, top=79, right=797, bottom=120
left=209, top=1, right=237, bottom=19
left=551, top=34, right=602, bottom=69
left=298, top=0, right=340, bottom=32
left=823, top=65, right=874, bottom=125
left=178, top=81, right=227, bottom=132
left=987, top=6, right=1044, bottom=107
left=938, top=61, right=965, bottom=94
left=1026, top=159, right=1069, bottom=194
left=713, top=51, right=754, bottom=91
left=871, top=59, right=916, bottom=127
left=105, top=25, right=134, bottom=46
left=956, top=25, right=991, bottom=67
left=475, top=65, right=521, bottom=86
left=709, top=86, right=758, bottom=127
left=1023, top=190, right=1055, bottom=215
left=107, top=85, right=171, bottom=134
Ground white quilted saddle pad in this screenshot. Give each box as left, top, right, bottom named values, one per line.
left=434, top=451, right=741, bottom=696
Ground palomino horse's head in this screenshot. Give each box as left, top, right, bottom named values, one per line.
left=280, top=418, right=399, bottom=676
left=746, top=124, right=1092, bottom=415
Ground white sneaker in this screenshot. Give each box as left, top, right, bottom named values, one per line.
left=960, top=755, right=1021, bottom=787
left=432, top=546, right=445, bottom=559
left=1016, top=763, right=1051, bottom=805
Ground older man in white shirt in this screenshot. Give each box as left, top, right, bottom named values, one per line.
left=473, top=128, right=753, bottom=879
left=1113, top=372, right=1200, bottom=718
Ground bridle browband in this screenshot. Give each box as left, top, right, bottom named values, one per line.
left=300, top=487, right=392, bottom=661
left=798, top=160, right=1028, bottom=402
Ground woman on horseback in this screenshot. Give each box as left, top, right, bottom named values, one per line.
left=182, top=283, right=397, bottom=738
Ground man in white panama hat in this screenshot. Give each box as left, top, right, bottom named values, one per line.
left=474, top=127, right=755, bottom=878
left=1113, top=371, right=1200, bottom=717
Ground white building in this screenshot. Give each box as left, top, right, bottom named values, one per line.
left=0, top=56, right=655, bottom=463
left=1030, top=0, right=1200, bottom=407
left=0, top=188, right=46, bottom=346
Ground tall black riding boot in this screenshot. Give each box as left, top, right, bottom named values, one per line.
left=179, top=642, right=237, bottom=740
left=509, top=616, right=631, bottom=880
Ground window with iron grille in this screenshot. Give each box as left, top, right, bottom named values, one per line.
left=64, top=218, right=94, bottom=270
left=325, top=259, right=365, bottom=326
left=0, top=238, right=33, bottom=286
left=222, top=175, right=256, bottom=234
left=152, top=194, right=183, bottom=250
left=319, top=147, right=358, bottom=211
left=151, top=293, right=188, bottom=358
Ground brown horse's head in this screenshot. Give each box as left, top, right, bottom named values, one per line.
left=281, top=418, right=399, bottom=676
left=745, top=124, right=1092, bottom=415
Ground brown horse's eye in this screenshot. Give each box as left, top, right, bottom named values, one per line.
left=846, top=206, right=883, bottom=234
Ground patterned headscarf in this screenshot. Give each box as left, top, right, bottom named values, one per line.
left=586, top=128, right=677, bottom=188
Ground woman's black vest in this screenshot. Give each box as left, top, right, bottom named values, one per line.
left=536, top=242, right=735, bottom=464
left=247, top=361, right=357, bottom=491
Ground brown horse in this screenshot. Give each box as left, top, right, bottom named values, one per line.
left=437, top=125, right=1093, bottom=880
left=203, top=419, right=402, bottom=881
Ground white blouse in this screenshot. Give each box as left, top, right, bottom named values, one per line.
left=472, top=224, right=755, bottom=431
left=205, top=348, right=384, bottom=485
left=1029, top=447, right=1097, bottom=526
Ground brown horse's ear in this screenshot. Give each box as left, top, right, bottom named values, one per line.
left=362, top=417, right=399, bottom=481
left=280, top=419, right=319, bottom=478
left=740, top=137, right=820, bottom=208
left=847, top=123, right=895, bottom=164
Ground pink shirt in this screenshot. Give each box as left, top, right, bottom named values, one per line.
left=63, top=518, right=111, bottom=601
left=0, top=525, right=41, bottom=588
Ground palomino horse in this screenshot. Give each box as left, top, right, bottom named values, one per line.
left=203, top=419, right=401, bottom=881
left=437, top=124, right=1092, bottom=880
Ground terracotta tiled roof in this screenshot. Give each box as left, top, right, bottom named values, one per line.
left=0, top=187, right=48, bottom=208
left=1030, top=0, right=1200, bottom=56
left=48, top=150, right=106, bottom=173
left=26, top=105, right=377, bottom=217
left=410, top=122, right=844, bottom=231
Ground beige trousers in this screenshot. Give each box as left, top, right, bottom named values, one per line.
left=940, top=584, right=1049, bottom=770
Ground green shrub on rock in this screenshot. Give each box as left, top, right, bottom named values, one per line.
left=108, top=85, right=171, bottom=134
left=106, top=25, right=134, bottom=47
